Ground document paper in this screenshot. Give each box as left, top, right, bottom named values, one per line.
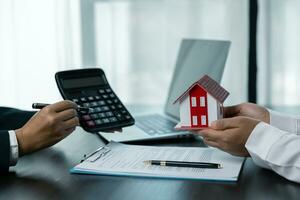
left=71, top=142, right=244, bottom=181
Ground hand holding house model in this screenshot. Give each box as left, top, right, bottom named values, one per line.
left=173, top=75, right=229, bottom=130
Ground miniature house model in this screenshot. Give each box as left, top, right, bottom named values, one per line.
left=173, top=75, right=229, bottom=130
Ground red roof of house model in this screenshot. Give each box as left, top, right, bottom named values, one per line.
left=173, top=75, right=229, bottom=104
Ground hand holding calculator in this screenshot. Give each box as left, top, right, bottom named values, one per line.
left=55, top=68, right=135, bottom=133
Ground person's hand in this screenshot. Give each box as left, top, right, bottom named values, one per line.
left=15, top=100, right=79, bottom=156
left=196, top=116, right=260, bottom=157
left=224, top=103, right=270, bottom=124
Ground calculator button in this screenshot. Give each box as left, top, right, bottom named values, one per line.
left=98, top=101, right=106, bottom=106
left=114, top=112, right=124, bottom=121
left=106, top=100, right=113, bottom=104
left=98, top=113, right=106, bottom=118
left=102, top=94, right=109, bottom=99
left=110, top=105, right=116, bottom=110
left=109, top=93, right=115, bottom=98
left=109, top=117, right=118, bottom=122
left=89, top=108, right=96, bottom=114
left=72, top=99, right=79, bottom=103
left=102, top=106, right=110, bottom=111
left=121, top=110, right=127, bottom=114
left=125, top=115, right=131, bottom=120
left=105, top=111, right=114, bottom=117
left=113, top=99, right=119, bottom=103
left=86, top=120, right=95, bottom=127
left=99, top=89, right=105, bottom=94
left=90, top=102, right=98, bottom=107
left=79, top=109, right=88, bottom=115
left=83, top=103, right=90, bottom=107
left=94, top=107, right=102, bottom=113
left=95, top=119, right=103, bottom=125
left=103, top=118, right=110, bottom=123
left=116, top=104, right=123, bottom=109
left=77, top=103, right=84, bottom=108
left=88, top=96, right=94, bottom=101
left=82, top=115, right=91, bottom=121
left=80, top=97, right=87, bottom=102
left=95, top=95, right=101, bottom=100
left=105, top=88, right=112, bottom=93
left=91, top=114, right=99, bottom=119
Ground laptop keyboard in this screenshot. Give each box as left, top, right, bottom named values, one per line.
left=135, top=114, right=180, bottom=136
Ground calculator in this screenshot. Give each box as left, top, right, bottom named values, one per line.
left=55, top=68, right=135, bottom=133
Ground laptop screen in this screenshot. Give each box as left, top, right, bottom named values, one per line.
left=164, top=39, right=231, bottom=119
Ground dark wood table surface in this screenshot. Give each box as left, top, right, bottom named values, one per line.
left=1, top=106, right=300, bottom=200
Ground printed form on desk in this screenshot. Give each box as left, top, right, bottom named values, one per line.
left=71, top=142, right=245, bottom=182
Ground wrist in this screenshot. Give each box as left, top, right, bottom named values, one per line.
left=15, top=128, right=29, bottom=156
left=264, top=110, right=270, bottom=124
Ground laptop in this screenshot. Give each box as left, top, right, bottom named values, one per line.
left=99, top=39, right=231, bottom=142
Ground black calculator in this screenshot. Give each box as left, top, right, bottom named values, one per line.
left=55, top=68, right=135, bottom=133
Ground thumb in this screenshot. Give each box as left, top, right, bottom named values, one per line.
left=211, top=117, right=239, bottom=130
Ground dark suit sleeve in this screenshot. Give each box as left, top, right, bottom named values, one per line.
left=0, top=107, right=36, bottom=130
left=0, top=130, right=9, bottom=172
left=0, top=107, right=36, bottom=172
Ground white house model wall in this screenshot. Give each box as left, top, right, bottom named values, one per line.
left=179, top=94, right=191, bottom=127
left=207, top=93, right=219, bottom=126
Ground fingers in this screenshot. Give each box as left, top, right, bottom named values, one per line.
left=202, top=138, right=220, bottom=148
left=47, top=100, right=77, bottom=112
left=211, top=117, right=240, bottom=130
left=198, top=129, right=222, bottom=141
left=56, top=108, right=78, bottom=121
left=223, top=105, right=241, bottom=118
left=197, top=129, right=224, bottom=149
left=64, top=127, right=76, bottom=135
left=63, top=117, right=80, bottom=130
left=198, top=129, right=229, bottom=152
left=53, top=118, right=78, bottom=138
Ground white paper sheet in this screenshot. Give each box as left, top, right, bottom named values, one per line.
left=72, top=142, right=245, bottom=181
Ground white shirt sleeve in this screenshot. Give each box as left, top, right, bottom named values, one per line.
left=8, top=130, right=19, bottom=166
left=245, top=122, right=300, bottom=183
left=269, top=109, right=300, bottom=134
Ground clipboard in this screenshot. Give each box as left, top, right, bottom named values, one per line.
left=71, top=142, right=245, bottom=182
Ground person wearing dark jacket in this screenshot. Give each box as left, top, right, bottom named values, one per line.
left=0, top=100, right=79, bottom=172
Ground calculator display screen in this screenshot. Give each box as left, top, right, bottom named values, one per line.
left=62, top=76, right=107, bottom=89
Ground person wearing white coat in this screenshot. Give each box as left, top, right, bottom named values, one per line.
left=197, top=103, right=300, bottom=183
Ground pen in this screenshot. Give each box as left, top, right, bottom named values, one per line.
left=143, top=160, right=221, bottom=169
left=32, top=103, right=93, bottom=113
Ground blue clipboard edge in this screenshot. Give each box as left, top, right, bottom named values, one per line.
left=69, top=167, right=239, bottom=183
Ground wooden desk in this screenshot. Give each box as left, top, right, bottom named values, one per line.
left=1, top=106, right=300, bottom=200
